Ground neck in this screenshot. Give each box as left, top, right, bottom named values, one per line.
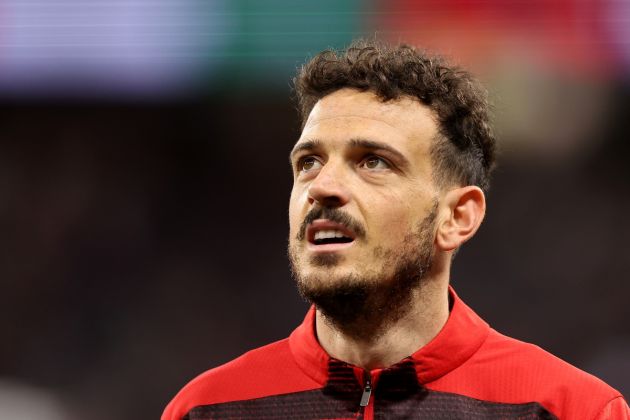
left=315, top=277, right=450, bottom=370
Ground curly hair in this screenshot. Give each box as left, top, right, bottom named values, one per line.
left=293, top=39, right=496, bottom=192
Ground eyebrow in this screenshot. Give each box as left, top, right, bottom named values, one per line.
left=289, top=138, right=408, bottom=163
left=289, top=139, right=321, bottom=162
left=348, top=138, right=409, bottom=167
left=289, top=137, right=410, bottom=168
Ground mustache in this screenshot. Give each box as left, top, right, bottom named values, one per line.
left=297, top=207, right=367, bottom=241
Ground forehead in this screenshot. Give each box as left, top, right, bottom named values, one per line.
left=299, top=88, right=438, bottom=154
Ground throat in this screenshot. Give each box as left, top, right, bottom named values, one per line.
left=314, top=284, right=450, bottom=371
left=316, top=307, right=422, bottom=370
left=313, top=279, right=414, bottom=342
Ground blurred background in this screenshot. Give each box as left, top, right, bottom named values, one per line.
left=1, top=0, right=629, bottom=419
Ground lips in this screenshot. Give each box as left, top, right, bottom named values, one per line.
left=306, top=219, right=356, bottom=251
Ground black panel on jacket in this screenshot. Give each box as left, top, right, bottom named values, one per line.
left=185, top=359, right=557, bottom=420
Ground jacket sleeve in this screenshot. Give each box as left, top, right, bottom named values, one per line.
left=593, top=396, right=630, bottom=420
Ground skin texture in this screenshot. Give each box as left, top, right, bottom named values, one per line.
left=288, top=88, right=486, bottom=370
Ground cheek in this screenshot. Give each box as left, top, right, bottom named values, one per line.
left=366, top=189, right=416, bottom=237
left=288, top=187, right=304, bottom=236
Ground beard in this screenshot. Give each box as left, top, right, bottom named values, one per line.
left=288, top=202, right=438, bottom=340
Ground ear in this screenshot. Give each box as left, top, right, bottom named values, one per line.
left=436, top=186, right=486, bottom=251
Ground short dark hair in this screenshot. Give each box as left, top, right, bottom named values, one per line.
left=293, top=39, right=496, bottom=192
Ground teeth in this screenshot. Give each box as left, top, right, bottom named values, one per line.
left=314, top=230, right=348, bottom=241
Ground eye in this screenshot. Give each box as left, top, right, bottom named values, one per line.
left=298, top=156, right=323, bottom=173
left=361, top=155, right=390, bottom=170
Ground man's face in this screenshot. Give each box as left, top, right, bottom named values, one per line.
left=288, top=88, right=441, bottom=327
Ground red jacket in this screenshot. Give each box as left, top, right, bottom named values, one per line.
left=163, top=288, right=628, bottom=419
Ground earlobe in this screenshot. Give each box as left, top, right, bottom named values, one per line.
left=436, top=186, right=486, bottom=251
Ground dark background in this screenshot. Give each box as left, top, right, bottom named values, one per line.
left=0, top=1, right=628, bottom=419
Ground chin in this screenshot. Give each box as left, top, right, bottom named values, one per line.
left=293, top=262, right=366, bottom=294
left=297, top=266, right=351, bottom=285
left=308, top=252, right=343, bottom=267
left=296, top=270, right=365, bottom=300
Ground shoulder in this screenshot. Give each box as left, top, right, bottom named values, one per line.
left=467, top=329, right=625, bottom=418
left=161, top=338, right=320, bottom=420
left=481, top=329, right=614, bottom=388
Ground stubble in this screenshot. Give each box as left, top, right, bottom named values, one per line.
left=288, top=202, right=438, bottom=340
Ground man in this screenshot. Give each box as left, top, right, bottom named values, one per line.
left=163, top=40, right=628, bottom=419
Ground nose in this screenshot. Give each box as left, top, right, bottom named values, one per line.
left=307, top=161, right=351, bottom=208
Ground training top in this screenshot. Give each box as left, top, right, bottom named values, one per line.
left=162, top=288, right=629, bottom=419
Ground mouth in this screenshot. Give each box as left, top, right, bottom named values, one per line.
left=306, top=219, right=356, bottom=251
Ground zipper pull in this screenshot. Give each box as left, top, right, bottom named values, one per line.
left=359, top=378, right=372, bottom=407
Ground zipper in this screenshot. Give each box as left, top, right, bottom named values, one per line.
left=359, top=377, right=372, bottom=407
left=358, top=370, right=375, bottom=420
